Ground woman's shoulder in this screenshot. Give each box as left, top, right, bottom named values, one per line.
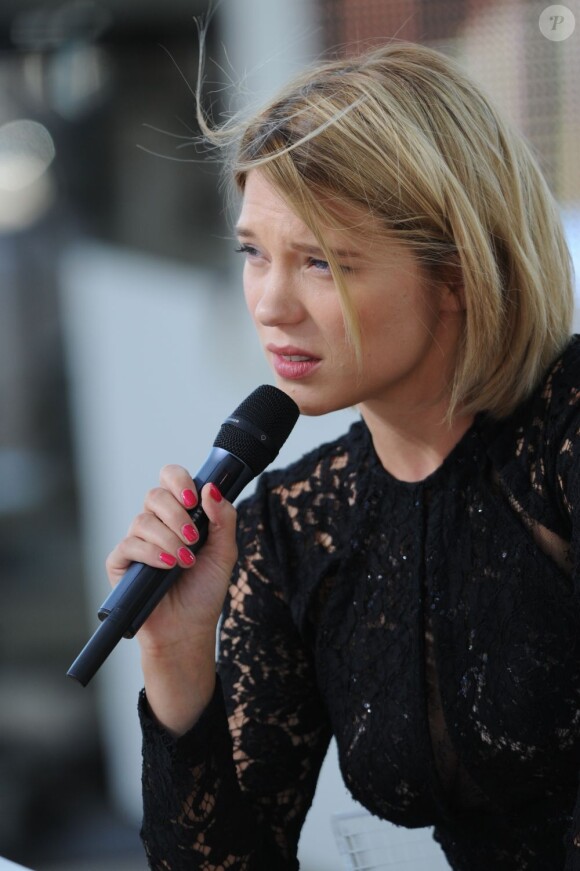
left=486, top=335, right=580, bottom=438
left=499, top=333, right=580, bottom=439
left=485, top=333, right=580, bottom=528
left=534, top=333, right=580, bottom=418
left=234, top=419, right=368, bottom=603
left=265, top=417, right=368, bottom=492
left=237, top=417, right=368, bottom=536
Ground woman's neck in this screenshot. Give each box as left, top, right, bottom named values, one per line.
left=359, top=400, right=475, bottom=483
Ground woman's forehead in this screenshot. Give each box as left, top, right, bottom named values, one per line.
left=238, top=169, right=390, bottom=245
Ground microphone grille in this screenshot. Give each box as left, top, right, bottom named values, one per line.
left=214, top=385, right=299, bottom=475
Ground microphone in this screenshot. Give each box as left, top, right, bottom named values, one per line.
left=67, top=384, right=299, bottom=687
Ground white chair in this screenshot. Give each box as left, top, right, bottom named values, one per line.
left=332, top=810, right=450, bottom=871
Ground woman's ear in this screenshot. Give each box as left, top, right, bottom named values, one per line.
left=437, top=256, right=465, bottom=313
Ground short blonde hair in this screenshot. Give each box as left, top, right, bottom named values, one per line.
left=203, top=40, right=574, bottom=421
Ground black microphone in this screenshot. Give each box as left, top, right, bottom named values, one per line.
left=67, top=385, right=299, bottom=687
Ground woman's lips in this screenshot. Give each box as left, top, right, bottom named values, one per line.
left=267, top=345, right=322, bottom=380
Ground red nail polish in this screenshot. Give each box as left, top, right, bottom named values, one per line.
left=182, top=523, right=199, bottom=544
left=182, top=489, right=197, bottom=509
left=159, top=552, right=177, bottom=567
left=178, top=546, right=195, bottom=566
left=209, top=484, right=223, bottom=503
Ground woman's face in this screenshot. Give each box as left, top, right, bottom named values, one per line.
left=237, top=169, right=463, bottom=418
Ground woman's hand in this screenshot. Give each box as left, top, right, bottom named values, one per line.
left=105, top=464, right=239, bottom=735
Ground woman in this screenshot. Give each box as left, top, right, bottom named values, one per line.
left=106, top=40, right=579, bottom=870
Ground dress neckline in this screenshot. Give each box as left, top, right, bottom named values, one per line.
left=361, top=412, right=487, bottom=490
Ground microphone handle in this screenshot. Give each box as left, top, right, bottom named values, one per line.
left=67, top=448, right=253, bottom=686
left=95, top=487, right=210, bottom=635
left=66, top=609, right=144, bottom=688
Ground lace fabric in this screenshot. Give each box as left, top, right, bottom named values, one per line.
left=140, top=334, right=580, bottom=871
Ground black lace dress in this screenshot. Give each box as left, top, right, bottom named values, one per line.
left=140, top=334, right=580, bottom=871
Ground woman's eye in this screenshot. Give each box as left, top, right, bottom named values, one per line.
left=234, top=246, right=351, bottom=275
left=235, top=243, right=259, bottom=258
left=308, top=257, right=353, bottom=275
left=308, top=258, right=331, bottom=272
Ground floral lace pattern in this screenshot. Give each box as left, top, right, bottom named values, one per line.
left=141, top=335, right=580, bottom=870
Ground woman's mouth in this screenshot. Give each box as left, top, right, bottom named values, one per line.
left=267, top=345, right=322, bottom=380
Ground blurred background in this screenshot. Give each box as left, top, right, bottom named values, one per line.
left=0, top=1, right=578, bottom=869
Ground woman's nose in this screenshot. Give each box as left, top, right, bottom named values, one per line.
left=253, top=276, right=305, bottom=327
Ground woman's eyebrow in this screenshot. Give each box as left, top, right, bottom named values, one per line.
left=292, top=242, right=362, bottom=259
left=235, top=225, right=361, bottom=258
left=234, top=225, right=256, bottom=238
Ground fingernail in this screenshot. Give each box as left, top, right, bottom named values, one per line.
left=182, top=489, right=197, bottom=509
left=209, top=484, right=223, bottom=503
left=182, top=523, right=199, bottom=544
left=159, top=552, right=177, bottom=567
left=177, top=546, right=195, bottom=566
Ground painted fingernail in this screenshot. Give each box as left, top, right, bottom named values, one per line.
left=182, top=489, right=197, bottom=509
left=209, top=484, right=223, bottom=503
left=177, top=546, right=195, bottom=566
left=160, top=552, right=177, bottom=567
left=182, top=523, right=199, bottom=544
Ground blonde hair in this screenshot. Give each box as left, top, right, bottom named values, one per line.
left=200, top=40, right=574, bottom=421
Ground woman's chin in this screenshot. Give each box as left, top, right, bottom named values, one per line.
left=274, top=382, right=351, bottom=418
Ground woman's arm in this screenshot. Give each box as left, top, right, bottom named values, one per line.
left=105, top=465, right=238, bottom=735
left=108, top=468, right=332, bottom=869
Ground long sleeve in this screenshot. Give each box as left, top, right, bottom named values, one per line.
left=553, top=384, right=580, bottom=870
left=139, top=475, right=333, bottom=870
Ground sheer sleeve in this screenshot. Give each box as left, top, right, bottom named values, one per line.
left=549, top=355, right=580, bottom=870
left=139, top=474, right=332, bottom=870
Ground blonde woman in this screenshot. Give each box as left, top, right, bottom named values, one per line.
left=106, top=41, right=579, bottom=870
